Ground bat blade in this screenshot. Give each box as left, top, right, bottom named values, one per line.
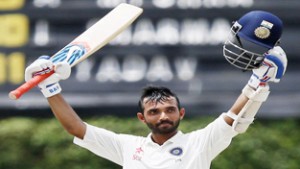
left=8, top=3, right=143, bottom=100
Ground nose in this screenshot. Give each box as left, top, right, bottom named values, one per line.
left=159, top=111, right=169, bottom=121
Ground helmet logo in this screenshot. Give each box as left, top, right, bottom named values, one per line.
left=254, top=26, right=270, bottom=39
left=254, top=20, right=273, bottom=39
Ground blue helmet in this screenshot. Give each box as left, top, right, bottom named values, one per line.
left=223, top=11, right=283, bottom=70
left=237, top=10, right=283, bottom=49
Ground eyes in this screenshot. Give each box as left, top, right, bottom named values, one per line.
left=147, top=107, right=177, bottom=115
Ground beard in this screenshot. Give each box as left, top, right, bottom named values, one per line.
left=146, top=119, right=180, bottom=134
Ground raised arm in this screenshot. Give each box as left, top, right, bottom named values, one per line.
left=223, top=46, right=287, bottom=133
left=223, top=94, right=248, bottom=126
left=48, top=94, right=86, bottom=139
left=25, top=56, right=86, bottom=139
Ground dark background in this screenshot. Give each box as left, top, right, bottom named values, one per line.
left=0, top=0, right=299, bottom=118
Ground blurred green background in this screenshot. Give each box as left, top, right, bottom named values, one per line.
left=0, top=116, right=299, bottom=169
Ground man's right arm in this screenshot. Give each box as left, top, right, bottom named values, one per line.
left=48, top=94, right=86, bottom=139
left=24, top=56, right=86, bottom=139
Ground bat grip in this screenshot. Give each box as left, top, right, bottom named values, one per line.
left=8, top=70, right=55, bottom=100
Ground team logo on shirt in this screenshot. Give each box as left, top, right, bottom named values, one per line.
left=170, top=147, right=183, bottom=156
left=132, top=147, right=144, bottom=161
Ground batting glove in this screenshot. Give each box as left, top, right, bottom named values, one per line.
left=248, top=46, right=288, bottom=89
left=25, top=55, right=71, bottom=98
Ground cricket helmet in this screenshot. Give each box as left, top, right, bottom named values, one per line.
left=223, top=10, right=283, bottom=70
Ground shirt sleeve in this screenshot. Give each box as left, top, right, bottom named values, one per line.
left=209, top=114, right=238, bottom=159
left=192, top=114, right=238, bottom=160
left=73, top=123, right=124, bottom=165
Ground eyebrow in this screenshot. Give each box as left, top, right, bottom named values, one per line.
left=146, top=108, right=158, bottom=112
left=146, top=105, right=177, bottom=113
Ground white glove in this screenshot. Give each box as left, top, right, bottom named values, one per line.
left=248, top=46, right=288, bottom=89
left=25, top=55, right=71, bottom=98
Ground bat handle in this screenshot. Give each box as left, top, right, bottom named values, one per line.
left=8, top=70, right=55, bottom=100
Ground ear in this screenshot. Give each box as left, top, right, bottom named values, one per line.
left=179, top=108, right=185, bottom=120
left=137, top=112, right=146, bottom=123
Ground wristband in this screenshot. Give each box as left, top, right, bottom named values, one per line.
left=40, top=82, right=61, bottom=98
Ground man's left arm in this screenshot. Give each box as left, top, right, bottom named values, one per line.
left=223, top=46, right=288, bottom=133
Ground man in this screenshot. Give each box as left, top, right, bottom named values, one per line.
left=25, top=10, right=287, bottom=169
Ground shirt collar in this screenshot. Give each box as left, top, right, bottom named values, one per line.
left=146, top=131, right=183, bottom=146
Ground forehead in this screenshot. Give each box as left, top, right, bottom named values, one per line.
left=142, top=96, right=177, bottom=109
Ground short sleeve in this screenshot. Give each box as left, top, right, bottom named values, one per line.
left=73, top=123, right=124, bottom=165
left=190, top=114, right=238, bottom=160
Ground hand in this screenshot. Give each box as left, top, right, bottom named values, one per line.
left=25, top=55, right=71, bottom=98
left=248, top=46, right=288, bottom=89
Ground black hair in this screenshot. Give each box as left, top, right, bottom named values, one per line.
left=138, top=85, right=181, bottom=113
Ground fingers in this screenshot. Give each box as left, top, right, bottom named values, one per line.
left=264, top=54, right=284, bottom=79
left=267, top=46, right=287, bottom=60
left=267, top=46, right=288, bottom=73
left=25, top=55, right=72, bottom=85
left=25, top=58, right=54, bottom=82
left=55, top=62, right=71, bottom=80
left=37, top=55, right=53, bottom=70
left=260, top=46, right=288, bottom=83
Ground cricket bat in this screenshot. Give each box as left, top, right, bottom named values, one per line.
left=8, top=3, right=143, bottom=100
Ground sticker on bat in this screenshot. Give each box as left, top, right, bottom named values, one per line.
left=51, top=42, right=90, bottom=65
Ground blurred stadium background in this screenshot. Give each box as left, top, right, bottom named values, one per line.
left=1, top=0, right=300, bottom=118
left=0, top=0, right=300, bottom=118
left=0, top=0, right=299, bottom=169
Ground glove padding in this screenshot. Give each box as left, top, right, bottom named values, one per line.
left=248, top=46, right=287, bottom=89
left=25, top=55, right=71, bottom=98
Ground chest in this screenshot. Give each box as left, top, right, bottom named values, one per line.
left=122, top=139, right=208, bottom=169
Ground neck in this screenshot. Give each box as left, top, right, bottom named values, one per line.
left=151, top=130, right=178, bottom=145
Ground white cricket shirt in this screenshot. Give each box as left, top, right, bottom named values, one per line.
left=74, top=114, right=238, bottom=169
